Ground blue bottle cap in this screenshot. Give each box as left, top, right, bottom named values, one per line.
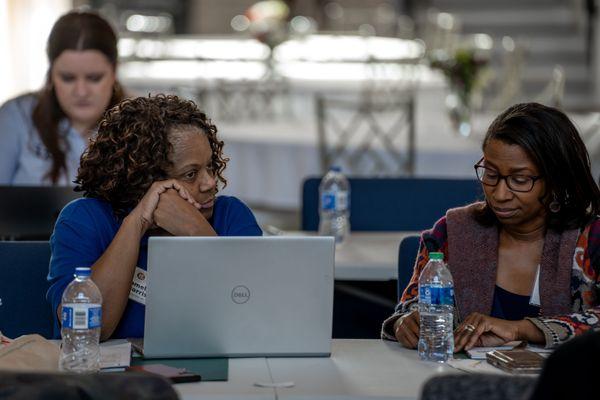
left=74, top=267, right=91, bottom=277
left=330, top=165, right=341, bottom=172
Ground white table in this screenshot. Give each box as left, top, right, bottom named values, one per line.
left=177, top=339, right=456, bottom=400
left=176, top=357, right=274, bottom=400
left=279, top=231, right=417, bottom=281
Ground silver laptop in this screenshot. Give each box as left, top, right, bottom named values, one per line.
left=142, top=236, right=335, bottom=358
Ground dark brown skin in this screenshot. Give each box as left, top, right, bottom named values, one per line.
left=395, top=139, right=546, bottom=351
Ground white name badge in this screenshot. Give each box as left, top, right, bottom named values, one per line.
left=129, top=267, right=147, bottom=305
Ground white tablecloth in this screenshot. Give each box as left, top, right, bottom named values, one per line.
left=277, top=231, right=417, bottom=281
left=217, top=87, right=485, bottom=210
left=216, top=104, right=600, bottom=210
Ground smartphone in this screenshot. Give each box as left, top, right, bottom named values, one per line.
left=127, top=364, right=202, bottom=383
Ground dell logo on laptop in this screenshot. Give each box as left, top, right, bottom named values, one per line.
left=231, top=285, right=250, bottom=304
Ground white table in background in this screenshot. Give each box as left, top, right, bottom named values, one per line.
left=331, top=232, right=418, bottom=281
left=279, top=231, right=418, bottom=281
left=215, top=111, right=599, bottom=211
left=176, top=339, right=455, bottom=400
left=216, top=98, right=483, bottom=211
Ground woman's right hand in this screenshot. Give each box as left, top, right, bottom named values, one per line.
left=393, top=310, right=420, bottom=349
left=129, top=179, right=199, bottom=235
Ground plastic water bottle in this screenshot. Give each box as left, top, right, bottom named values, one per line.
left=318, top=166, right=350, bottom=245
left=59, top=267, right=103, bottom=373
left=418, top=252, right=454, bottom=362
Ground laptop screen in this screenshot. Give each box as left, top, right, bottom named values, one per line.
left=143, top=236, right=335, bottom=358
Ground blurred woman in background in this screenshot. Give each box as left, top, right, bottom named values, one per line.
left=0, top=10, right=124, bottom=185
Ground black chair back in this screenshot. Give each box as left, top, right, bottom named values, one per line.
left=0, top=241, right=54, bottom=338
left=397, top=235, right=420, bottom=298
left=0, top=186, right=80, bottom=240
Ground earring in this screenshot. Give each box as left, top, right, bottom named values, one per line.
left=549, top=193, right=561, bottom=213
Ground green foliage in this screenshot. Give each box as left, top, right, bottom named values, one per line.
left=429, top=48, right=489, bottom=104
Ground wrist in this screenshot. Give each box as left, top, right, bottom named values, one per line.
left=515, top=319, right=544, bottom=343
left=123, top=211, right=149, bottom=238
left=187, top=213, right=214, bottom=236
left=393, top=317, right=402, bottom=332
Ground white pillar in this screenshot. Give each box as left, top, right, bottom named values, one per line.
left=0, top=0, right=71, bottom=104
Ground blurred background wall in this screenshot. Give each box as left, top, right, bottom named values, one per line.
left=0, top=0, right=71, bottom=104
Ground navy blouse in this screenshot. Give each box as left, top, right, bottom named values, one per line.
left=491, top=285, right=541, bottom=321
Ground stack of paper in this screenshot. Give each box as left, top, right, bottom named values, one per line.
left=100, top=340, right=132, bottom=372
left=466, top=342, right=519, bottom=360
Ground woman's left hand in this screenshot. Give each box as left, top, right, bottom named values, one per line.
left=153, top=188, right=216, bottom=236
left=454, top=313, right=520, bottom=352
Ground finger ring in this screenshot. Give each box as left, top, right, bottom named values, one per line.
left=464, top=324, right=476, bottom=332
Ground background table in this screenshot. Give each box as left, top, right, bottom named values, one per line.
left=281, top=231, right=418, bottom=281
left=216, top=109, right=483, bottom=211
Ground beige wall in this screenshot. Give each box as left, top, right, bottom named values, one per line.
left=185, top=0, right=324, bottom=34
left=0, top=0, right=72, bottom=104
left=186, top=0, right=255, bottom=34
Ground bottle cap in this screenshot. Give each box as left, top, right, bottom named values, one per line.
left=429, top=252, right=444, bottom=261
left=74, top=267, right=91, bottom=277
left=330, top=165, right=341, bottom=172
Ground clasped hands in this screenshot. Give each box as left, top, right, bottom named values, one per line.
left=131, top=179, right=207, bottom=236
left=393, top=310, right=535, bottom=352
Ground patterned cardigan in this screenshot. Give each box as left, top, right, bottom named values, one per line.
left=381, top=202, right=600, bottom=349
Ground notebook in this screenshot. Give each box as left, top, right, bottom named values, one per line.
left=141, top=236, right=335, bottom=358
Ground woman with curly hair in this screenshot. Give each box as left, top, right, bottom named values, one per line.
left=0, top=10, right=125, bottom=185
left=47, top=95, right=262, bottom=340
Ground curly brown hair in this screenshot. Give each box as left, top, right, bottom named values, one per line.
left=75, top=94, right=228, bottom=217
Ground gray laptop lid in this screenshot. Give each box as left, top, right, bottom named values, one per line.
left=144, top=236, right=335, bottom=358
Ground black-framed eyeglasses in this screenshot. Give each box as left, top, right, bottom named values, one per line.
left=474, top=158, right=542, bottom=193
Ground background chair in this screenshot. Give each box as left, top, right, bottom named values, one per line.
left=200, top=78, right=291, bottom=123
left=0, top=241, right=54, bottom=338
left=0, top=371, right=178, bottom=400
left=397, top=235, right=421, bottom=299
left=0, top=186, right=80, bottom=240
left=316, top=93, right=416, bottom=176
left=421, top=374, right=535, bottom=400
left=302, top=177, right=482, bottom=231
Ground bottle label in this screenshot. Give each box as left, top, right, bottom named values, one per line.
left=62, top=303, right=102, bottom=330
left=321, top=191, right=349, bottom=212
left=419, top=285, right=454, bottom=306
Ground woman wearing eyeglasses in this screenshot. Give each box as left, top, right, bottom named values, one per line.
left=382, top=102, right=600, bottom=351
